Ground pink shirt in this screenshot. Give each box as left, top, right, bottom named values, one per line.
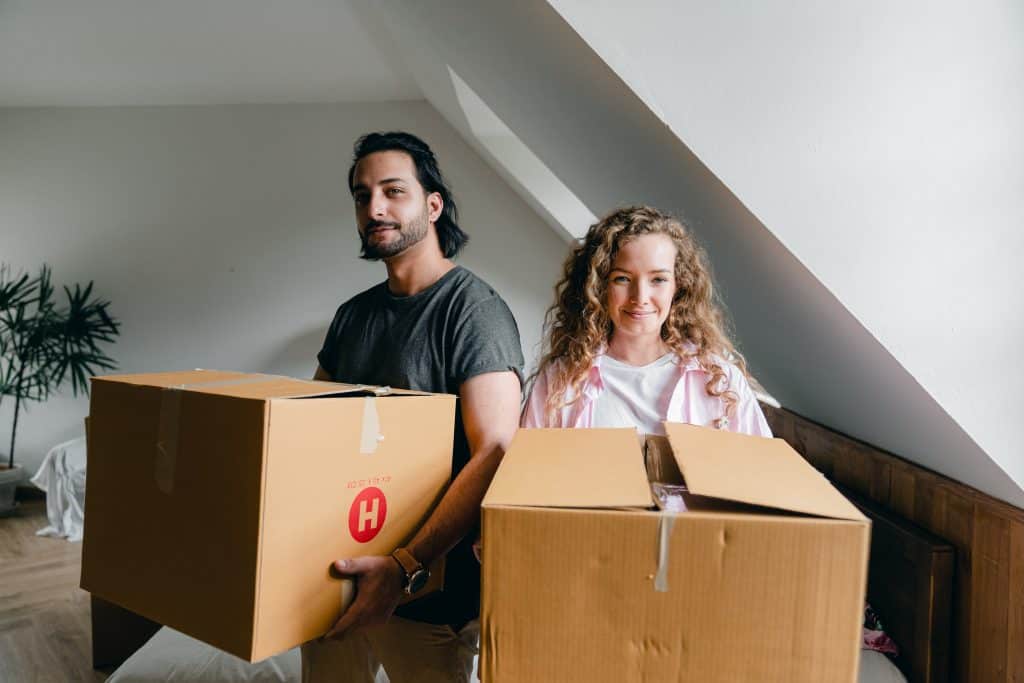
left=521, top=352, right=772, bottom=437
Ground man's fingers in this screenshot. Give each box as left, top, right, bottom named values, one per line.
left=333, top=557, right=367, bottom=576
left=323, top=555, right=399, bottom=640
left=324, top=607, right=360, bottom=640
left=323, top=621, right=350, bottom=640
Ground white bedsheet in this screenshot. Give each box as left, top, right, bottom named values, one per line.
left=108, top=626, right=904, bottom=682
left=859, top=650, right=909, bottom=683
left=30, top=436, right=87, bottom=542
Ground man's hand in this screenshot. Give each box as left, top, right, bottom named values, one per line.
left=323, top=555, right=404, bottom=640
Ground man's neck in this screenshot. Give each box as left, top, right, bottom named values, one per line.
left=383, top=238, right=455, bottom=297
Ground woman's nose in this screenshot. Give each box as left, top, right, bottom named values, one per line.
left=630, top=282, right=648, bottom=303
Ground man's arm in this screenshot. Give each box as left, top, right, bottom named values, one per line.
left=324, top=370, right=521, bottom=638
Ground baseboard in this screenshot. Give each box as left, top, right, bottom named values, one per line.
left=15, top=483, right=46, bottom=502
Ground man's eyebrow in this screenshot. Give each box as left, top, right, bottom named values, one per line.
left=351, top=178, right=409, bottom=193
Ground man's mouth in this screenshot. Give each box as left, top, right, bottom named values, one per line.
left=365, top=223, right=399, bottom=237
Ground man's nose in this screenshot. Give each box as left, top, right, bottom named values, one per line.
left=368, top=194, right=387, bottom=218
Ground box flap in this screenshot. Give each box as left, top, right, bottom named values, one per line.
left=91, top=370, right=410, bottom=400
left=663, top=422, right=866, bottom=521
left=483, top=428, right=653, bottom=509
left=93, top=370, right=249, bottom=388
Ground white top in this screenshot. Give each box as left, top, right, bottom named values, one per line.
left=522, top=348, right=772, bottom=437
left=592, top=353, right=680, bottom=435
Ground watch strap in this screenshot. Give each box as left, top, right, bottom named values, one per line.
left=392, top=547, right=422, bottom=580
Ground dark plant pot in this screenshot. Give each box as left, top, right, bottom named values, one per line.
left=0, top=463, right=26, bottom=516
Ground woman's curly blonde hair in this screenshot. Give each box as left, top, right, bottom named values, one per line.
left=532, top=205, right=749, bottom=426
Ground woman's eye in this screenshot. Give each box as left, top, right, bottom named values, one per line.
left=612, top=275, right=629, bottom=283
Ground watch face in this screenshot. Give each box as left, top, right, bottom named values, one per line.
left=407, top=568, right=431, bottom=595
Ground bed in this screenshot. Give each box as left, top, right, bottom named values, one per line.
left=98, top=476, right=951, bottom=683
left=104, top=627, right=903, bottom=683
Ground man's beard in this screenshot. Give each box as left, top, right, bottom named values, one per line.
left=359, top=207, right=430, bottom=261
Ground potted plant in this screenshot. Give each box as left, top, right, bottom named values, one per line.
left=0, top=264, right=120, bottom=515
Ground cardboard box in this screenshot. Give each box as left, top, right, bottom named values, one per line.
left=480, top=424, right=870, bottom=682
left=81, top=370, right=455, bottom=662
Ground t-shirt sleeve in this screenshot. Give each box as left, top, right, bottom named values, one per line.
left=316, top=305, right=345, bottom=378
left=449, top=295, right=525, bottom=390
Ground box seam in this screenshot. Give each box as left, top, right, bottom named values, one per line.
left=250, top=399, right=271, bottom=660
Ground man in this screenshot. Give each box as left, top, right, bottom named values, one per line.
left=302, top=131, right=523, bottom=683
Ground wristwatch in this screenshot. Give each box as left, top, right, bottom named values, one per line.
left=391, top=547, right=431, bottom=596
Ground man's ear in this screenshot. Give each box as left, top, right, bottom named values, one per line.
left=427, top=192, right=443, bottom=223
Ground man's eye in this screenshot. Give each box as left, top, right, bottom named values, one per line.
left=353, top=194, right=369, bottom=205
left=386, top=188, right=404, bottom=196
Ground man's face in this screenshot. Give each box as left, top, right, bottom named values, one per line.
left=350, top=150, right=440, bottom=260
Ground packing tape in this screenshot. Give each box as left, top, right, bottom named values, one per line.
left=152, top=373, right=317, bottom=495
left=654, top=512, right=674, bottom=593
left=153, top=374, right=391, bottom=492
left=155, top=389, right=182, bottom=495
left=360, top=396, right=382, bottom=454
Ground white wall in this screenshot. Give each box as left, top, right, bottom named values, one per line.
left=0, top=102, right=566, bottom=475
left=358, top=1, right=1024, bottom=506
left=548, top=0, right=1024, bottom=496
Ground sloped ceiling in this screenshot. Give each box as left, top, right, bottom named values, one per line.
left=547, top=0, right=1024, bottom=503
left=355, top=0, right=1024, bottom=507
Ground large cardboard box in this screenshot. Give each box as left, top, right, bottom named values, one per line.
left=481, top=424, right=870, bottom=682
left=81, top=370, right=455, bottom=662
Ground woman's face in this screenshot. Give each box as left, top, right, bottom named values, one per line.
left=606, top=233, right=678, bottom=342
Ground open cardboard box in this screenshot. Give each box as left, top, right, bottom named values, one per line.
left=81, top=370, right=455, bottom=662
left=480, top=424, right=870, bottom=682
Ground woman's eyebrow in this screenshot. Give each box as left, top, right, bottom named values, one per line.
left=610, top=267, right=672, bottom=274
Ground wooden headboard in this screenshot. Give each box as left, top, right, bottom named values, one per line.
left=763, top=404, right=1024, bottom=683
left=842, top=485, right=954, bottom=683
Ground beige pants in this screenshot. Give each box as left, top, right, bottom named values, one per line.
left=301, top=617, right=479, bottom=683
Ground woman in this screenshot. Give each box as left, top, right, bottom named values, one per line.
left=522, top=205, right=770, bottom=437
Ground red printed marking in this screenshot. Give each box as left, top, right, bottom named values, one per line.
left=348, top=486, right=387, bottom=543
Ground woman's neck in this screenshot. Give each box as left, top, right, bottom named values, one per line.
left=606, top=334, right=670, bottom=366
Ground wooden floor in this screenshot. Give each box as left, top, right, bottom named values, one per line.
left=0, top=499, right=108, bottom=682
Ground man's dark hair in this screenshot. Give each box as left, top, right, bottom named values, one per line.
left=348, top=131, right=468, bottom=259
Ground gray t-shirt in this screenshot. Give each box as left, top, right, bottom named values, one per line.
left=317, top=265, right=524, bottom=626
